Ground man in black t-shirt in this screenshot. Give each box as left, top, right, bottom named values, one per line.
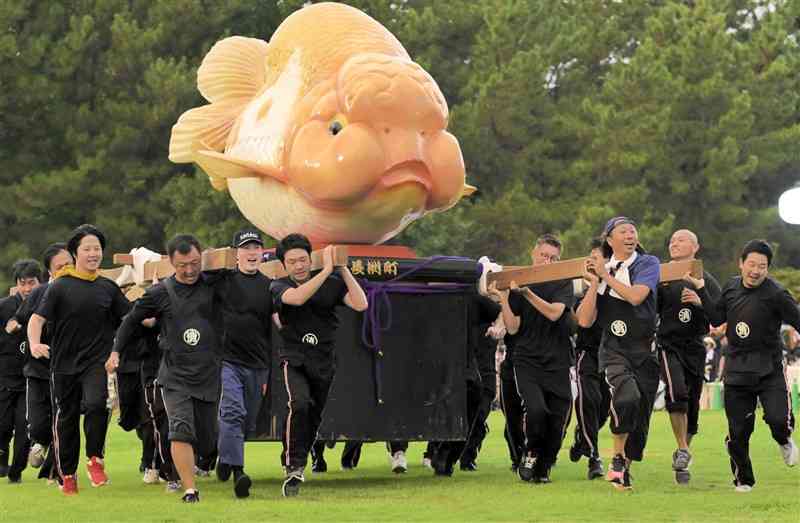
left=108, top=234, right=223, bottom=504
left=28, top=225, right=131, bottom=495
left=569, top=238, right=610, bottom=480
left=214, top=229, right=273, bottom=499
left=489, top=234, right=574, bottom=483
left=656, top=229, right=721, bottom=484
left=12, top=243, right=73, bottom=482
left=270, top=234, right=367, bottom=497
left=0, top=259, right=42, bottom=483
left=685, top=239, right=800, bottom=492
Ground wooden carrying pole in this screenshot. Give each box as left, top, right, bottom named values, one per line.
left=486, top=257, right=703, bottom=290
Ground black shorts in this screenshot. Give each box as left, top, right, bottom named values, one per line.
left=160, top=387, right=217, bottom=456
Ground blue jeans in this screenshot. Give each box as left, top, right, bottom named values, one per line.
left=217, top=362, right=268, bottom=467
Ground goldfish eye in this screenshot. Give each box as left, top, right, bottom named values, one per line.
left=329, top=120, right=344, bottom=136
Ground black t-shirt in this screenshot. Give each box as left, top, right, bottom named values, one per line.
left=574, top=296, right=603, bottom=355
left=36, top=275, right=130, bottom=375
left=508, top=280, right=575, bottom=371
left=13, top=284, right=52, bottom=380
left=0, top=294, right=26, bottom=388
left=217, top=270, right=273, bottom=369
left=113, top=274, right=223, bottom=401
left=466, top=293, right=501, bottom=381
left=699, top=276, right=800, bottom=383
left=270, top=273, right=347, bottom=362
left=657, top=270, right=721, bottom=375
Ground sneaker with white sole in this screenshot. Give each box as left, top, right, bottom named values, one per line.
left=422, top=457, right=433, bottom=470
left=734, top=483, right=753, bottom=493
left=282, top=469, right=304, bottom=497
left=165, top=480, right=181, bottom=493
left=28, top=443, right=47, bottom=468
left=390, top=451, right=408, bottom=473
left=143, top=468, right=160, bottom=484
left=779, top=438, right=799, bottom=467
left=86, top=456, right=109, bottom=487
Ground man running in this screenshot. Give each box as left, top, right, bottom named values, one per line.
left=28, top=225, right=131, bottom=495
left=685, top=239, right=799, bottom=492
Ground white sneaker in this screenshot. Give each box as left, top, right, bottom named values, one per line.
left=422, top=457, right=433, bottom=470
left=734, top=483, right=753, bottom=493
left=390, top=451, right=408, bottom=473
left=143, top=468, right=160, bottom=484
left=28, top=443, right=47, bottom=468
left=780, top=439, right=799, bottom=466
left=165, top=480, right=181, bottom=493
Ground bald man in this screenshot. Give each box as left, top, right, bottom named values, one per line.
left=656, top=229, right=720, bottom=484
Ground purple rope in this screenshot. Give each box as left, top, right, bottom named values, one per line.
left=360, top=256, right=476, bottom=351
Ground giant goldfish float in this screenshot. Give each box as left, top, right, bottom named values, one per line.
left=169, top=2, right=473, bottom=244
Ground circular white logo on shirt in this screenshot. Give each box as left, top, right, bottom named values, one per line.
left=735, top=322, right=750, bottom=339
left=678, top=308, right=692, bottom=324
left=302, top=333, right=319, bottom=346
left=610, top=320, right=628, bottom=337
left=183, top=328, right=201, bottom=347
left=19, top=341, right=27, bottom=354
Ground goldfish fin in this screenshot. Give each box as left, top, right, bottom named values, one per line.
left=169, top=98, right=250, bottom=164
left=195, top=150, right=287, bottom=186
left=198, top=36, right=269, bottom=103
left=461, top=184, right=477, bottom=198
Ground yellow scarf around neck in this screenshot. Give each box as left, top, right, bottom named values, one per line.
left=53, top=264, right=99, bottom=282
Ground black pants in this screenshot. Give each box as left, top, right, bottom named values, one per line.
left=281, top=356, right=333, bottom=471
left=602, top=350, right=660, bottom=461
left=339, top=440, right=408, bottom=468
left=461, top=358, right=497, bottom=465
left=659, top=349, right=703, bottom=436
left=514, top=363, right=572, bottom=471
left=499, top=360, right=524, bottom=468
left=134, top=381, right=172, bottom=479
left=0, top=387, right=29, bottom=479
left=572, top=350, right=610, bottom=460
left=429, top=379, right=483, bottom=471
left=26, top=377, right=56, bottom=479
left=116, top=371, right=143, bottom=433
left=52, top=365, right=109, bottom=477
left=724, top=366, right=795, bottom=487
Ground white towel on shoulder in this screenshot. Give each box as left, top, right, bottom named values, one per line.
left=598, top=251, right=638, bottom=299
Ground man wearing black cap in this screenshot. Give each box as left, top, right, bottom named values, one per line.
left=28, top=224, right=131, bottom=495
left=657, top=229, right=721, bottom=484
left=685, top=239, right=800, bottom=492
left=213, top=229, right=273, bottom=499
left=107, top=234, right=222, bottom=503
left=0, top=259, right=42, bottom=483
left=270, top=233, right=368, bottom=497
left=577, top=217, right=661, bottom=491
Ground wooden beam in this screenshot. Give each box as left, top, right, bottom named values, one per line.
left=487, top=257, right=703, bottom=290
left=139, top=246, right=349, bottom=283
left=113, top=253, right=168, bottom=265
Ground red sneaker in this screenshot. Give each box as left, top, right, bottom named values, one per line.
left=61, top=474, right=78, bottom=495
left=86, top=456, right=108, bottom=487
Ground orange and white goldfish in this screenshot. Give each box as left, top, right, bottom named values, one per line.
left=169, top=2, right=473, bottom=244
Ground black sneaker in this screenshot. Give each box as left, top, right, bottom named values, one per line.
left=181, top=490, right=200, bottom=503
left=569, top=444, right=583, bottom=463
left=510, top=461, right=519, bottom=474
left=518, top=453, right=537, bottom=482
left=8, top=474, right=21, bottom=484
left=234, top=472, right=251, bottom=499
left=606, top=454, right=626, bottom=490
left=0, top=465, right=8, bottom=478
left=587, top=458, right=604, bottom=480
left=282, top=471, right=304, bottom=497
left=216, top=462, right=232, bottom=482
left=311, top=455, right=327, bottom=474
left=622, top=465, right=633, bottom=491
left=459, top=461, right=478, bottom=471
left=672, top=448, right=691, bottom=485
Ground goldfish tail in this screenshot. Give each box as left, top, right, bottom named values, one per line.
left=169, top=36, right=270, bottom=190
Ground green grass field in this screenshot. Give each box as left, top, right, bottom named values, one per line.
left=0, top=410, right=797, bottom=522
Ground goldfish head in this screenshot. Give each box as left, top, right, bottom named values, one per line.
left=170, top=4, right=473, bottom=244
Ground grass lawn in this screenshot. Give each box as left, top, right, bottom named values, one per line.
left=0, top=410, right=797, bottom=522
